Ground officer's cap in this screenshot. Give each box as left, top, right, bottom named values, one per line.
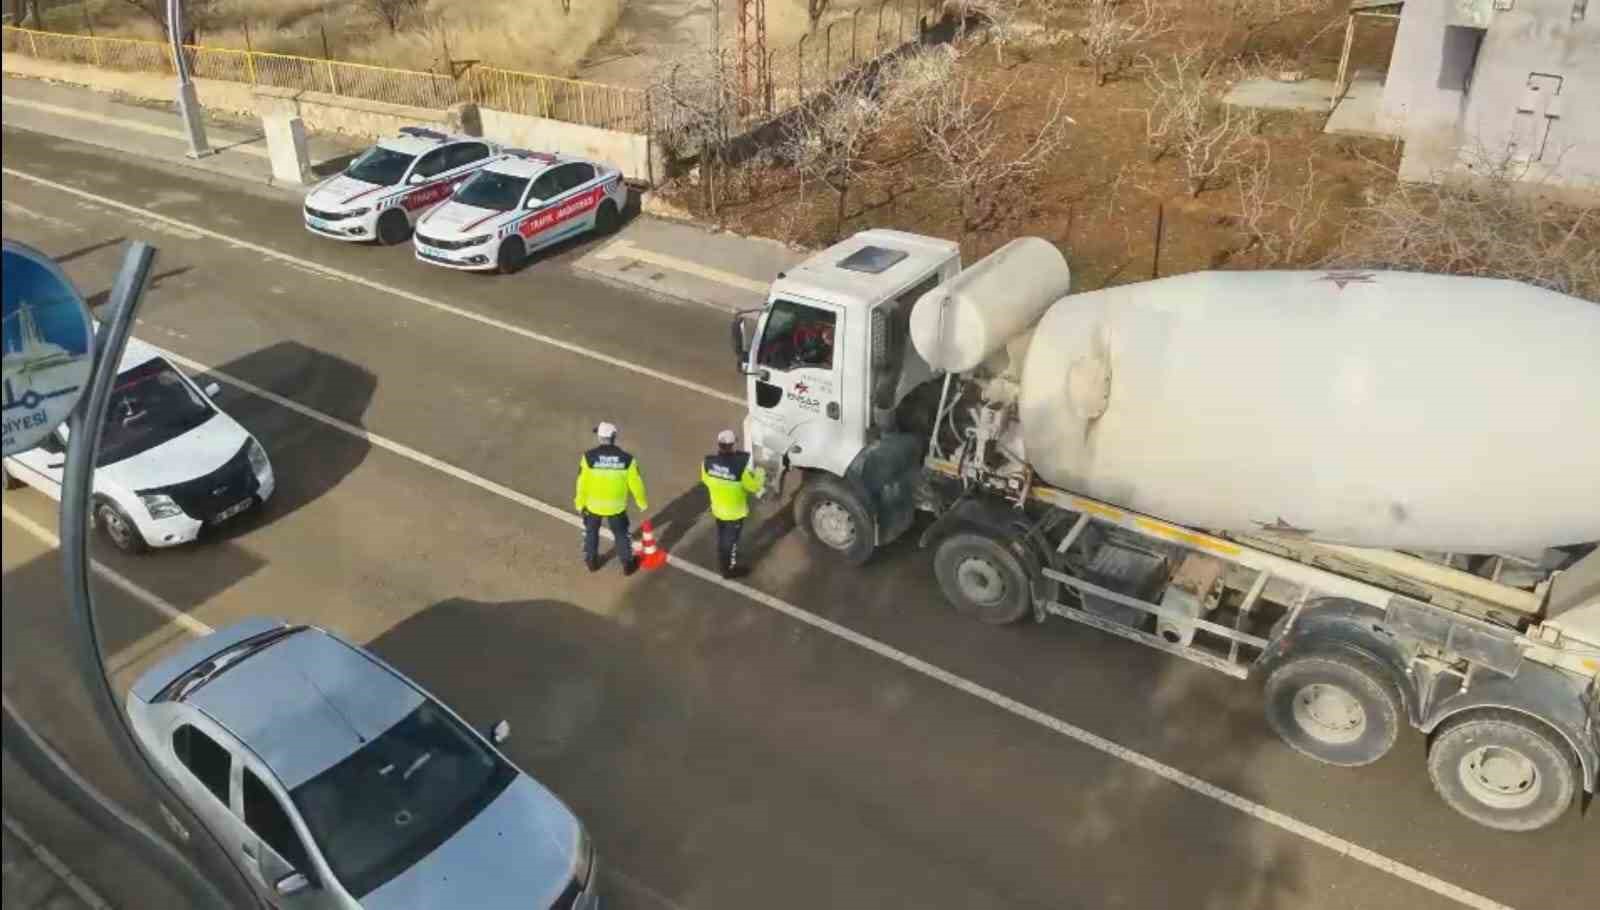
left=716, top=429, right=737, bottom=447
left=596, top=421, right=618, bottom=441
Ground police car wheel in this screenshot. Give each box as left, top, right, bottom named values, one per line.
left=496, top=238, right=525, bottom=274
left=595, top=200, right=620, bottom=236
left=376, top=210, right=410, bottom=246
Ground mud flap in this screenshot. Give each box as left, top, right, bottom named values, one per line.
left=846, top=433, right=924, bottom=547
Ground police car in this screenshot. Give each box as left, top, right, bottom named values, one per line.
left=412, top=149, right=628, bottom=273
left=302, top=128, right=501, bottom=245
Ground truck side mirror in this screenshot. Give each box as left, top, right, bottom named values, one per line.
left=731, top=309, right=762, bottom=369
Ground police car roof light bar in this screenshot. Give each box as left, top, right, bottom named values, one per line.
left=504, top=148, right=559, bottom=162
left=398, top=126, right=449, bottom=142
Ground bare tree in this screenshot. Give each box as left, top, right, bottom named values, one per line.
left=1330, top=147, right=1600, bottom=301
left=1208, top=0, right=1329, bottom=73
left=781, top=67, right=884, bottom=240
left=1234, top=145, right=1327, bottom=264
left=911, top=72, right=1073, bottom=243
left=1077, top=0, right=1170, bottom=86
left=1144, top=47, right=1256, bottom=196
left=650, top=49, right=741, bottom=215
left=362, top=0, right=423, bottom=34
left=808, top=0, right=833, bottom=27
left=116, top=1, right=220, bottom=42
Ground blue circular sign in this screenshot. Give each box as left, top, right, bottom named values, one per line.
left=3, top=240, right=95, bottom=457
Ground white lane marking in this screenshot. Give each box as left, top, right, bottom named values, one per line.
left=0, top=168, right=744, bottom=409
left=1, top=197, right=84, bottom=232
left=1, top=503, right=214, bottom=637
left=593, top=238, right=772, bottom=295
left=2, top=812, right=114, bottom=910
left=0, top=96, right=268, bottom=158
left=134, top=344, right=1511, bottom=910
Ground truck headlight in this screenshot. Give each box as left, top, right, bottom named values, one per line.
left=246, top=439, right=271, bottom=481
left=570, top=827, right=594, bottom=886
left=139, top=493, right=183, bottom=520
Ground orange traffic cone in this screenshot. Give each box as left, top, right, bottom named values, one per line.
left=638, top=520, right=666, bottom=570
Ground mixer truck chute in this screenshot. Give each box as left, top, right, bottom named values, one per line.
left=731, top=231, right=1600, bottom=833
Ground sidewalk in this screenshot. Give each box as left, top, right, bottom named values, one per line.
left=2, top=72, right=803, bottom=312
left=1, top=74, right=363, bottom=194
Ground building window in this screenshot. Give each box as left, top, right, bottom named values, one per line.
left=1438, top=26, right=1486, bottom=93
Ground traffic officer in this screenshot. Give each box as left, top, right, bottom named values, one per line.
left=575, top=421, right=649, bottom=575
left=701, top=429, right=766, bottom=578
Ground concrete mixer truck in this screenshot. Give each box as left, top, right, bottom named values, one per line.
left=728, top=230, right=1600, bottom=833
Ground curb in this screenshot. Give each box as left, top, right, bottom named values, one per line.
left=2, top=812, right=114, bottom=910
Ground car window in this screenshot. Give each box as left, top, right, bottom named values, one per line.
left=37, top=430, right=64, bottom=455
left=453, top=170, right=530, bottom=212
left=527, top=171, right=562, bottom=203
left=172, top=724, right=231, bottom=806
left=559, top=163, right=595, bottom=192
left=98, top=358, right=216, bottom=467
left=448, top=143, right=490, bottom=170
left=290, top=701, right=515, bottom=899
left=412, top=148, right=451, bottom=180
left=243, top=769, right=312, bottom=873
left=757, top=300, right=837, bottom=371
left=344, top=146, right=415, bottom=186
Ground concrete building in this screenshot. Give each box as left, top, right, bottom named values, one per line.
left=1346, top=0, right=1599, bottom=194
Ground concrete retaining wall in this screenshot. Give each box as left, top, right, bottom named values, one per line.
left=1, top=54, right=257, bottom=118
left=479, top=108, right=660, bottom=184
left=248, top=85, right=474, bottom=140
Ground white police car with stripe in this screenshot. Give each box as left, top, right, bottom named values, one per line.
left=302, top=128, right=501, bottom=246
left=412, top=149, right=628, bottom=273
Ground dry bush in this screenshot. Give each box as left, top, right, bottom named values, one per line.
left=360, top=0, right=424, bottom=34
left=780, top=67, right=884, bottom=240
left=1207, top=0, right=1330, bottom=73
left=1330, top=154, right=1600, bottom=301
left=651, top=49, right=741, bottom=212
left=909, top=71, right=1073, bottom=241
left=879, top=44, right=959, bottom=111
left=1234, top=145, right=1327, bottom=264
left=1144, top=46, right=1258, bottom=196
left=1078, top=0, right=1170, bottom=86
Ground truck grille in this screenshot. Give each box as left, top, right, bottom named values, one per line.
left=138, top=442, right=259, bottom=522
left=415, top=232, right=478, bottom=251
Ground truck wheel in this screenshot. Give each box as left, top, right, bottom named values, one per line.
left=794, top=475, right=875, bottom=565
left=1426, top=710, right=1579, bottom=832
left=933, top=532, right=1033, bottom=625
left=1263, top=653, right=1401, bottom=767
left=376, top=209, right=410, bottom=246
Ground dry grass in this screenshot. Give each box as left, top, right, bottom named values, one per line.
left=49, top=0, right=623, bottom=76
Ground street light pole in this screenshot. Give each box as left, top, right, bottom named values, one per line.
left=166, top=0, right=211, bottom=158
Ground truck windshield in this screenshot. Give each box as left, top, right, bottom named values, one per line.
left=758, top=300, right=836, bottom=371
left=454, top=170, right=529, bottom=212
left=290, top=701, right=515, bottom=898
left=98, top=358, right=216, bottom=467
left=345, top=146, right=416, bottom=186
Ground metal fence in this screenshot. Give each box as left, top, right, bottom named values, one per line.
left=0, top=25, right=645, bottom=133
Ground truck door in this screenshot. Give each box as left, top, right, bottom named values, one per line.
left=748, top=298, right=847, bottom=473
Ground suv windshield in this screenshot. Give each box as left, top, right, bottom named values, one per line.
left=290, top=701, right=515, bottom=898
left=454, top=170, right=529, bottom=212
left=345, top=146, right=416, bottom=186
left=98, top=358, right=215, bottom=466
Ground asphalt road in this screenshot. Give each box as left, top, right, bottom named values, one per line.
left=1, top=126, right=1594, bottom=910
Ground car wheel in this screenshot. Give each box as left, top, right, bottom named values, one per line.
left=93, top=498, right=149, bottom=554
left=595, top=200, right=620, bottom=236
left=496, top=237, right=526, bottom=275
left=1426, top=710, right=1580, bottom=832
left=794, top=475, right=875, bottom=565
left=1263, top=652, right=1403, bottom=767
left=933, top=532, right=1034, bottom=625
left=375, top=209, right=410, bottom=246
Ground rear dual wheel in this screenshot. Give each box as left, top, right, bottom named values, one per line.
left=1426, top=711, right=1580, bottom=832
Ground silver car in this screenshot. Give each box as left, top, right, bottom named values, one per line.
left=126, top=618, right=598, bottom=909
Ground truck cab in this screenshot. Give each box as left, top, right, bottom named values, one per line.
left=732, top=230, right=958, bottom=561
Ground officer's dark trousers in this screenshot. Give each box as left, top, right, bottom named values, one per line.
left=583, top=511, right=633, bottom=568
left=715, top=518, right=744, bottom=572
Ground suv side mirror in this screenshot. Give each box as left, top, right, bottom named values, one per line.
left=407, top=172, right=426, bottom=185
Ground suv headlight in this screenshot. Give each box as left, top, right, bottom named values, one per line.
left=571, top=827, right=593, bottom=887
left=139, top=493, right=183, bottom=520
left=246, top=439, right=271, bottom=480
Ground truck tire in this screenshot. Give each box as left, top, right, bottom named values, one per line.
left=1426, top=710, right=1579, bottom=832
left=1263, top=652, right=1402, bottom=767
left=795, top=475, right=875, bottom=565
left=933, top=532, right=1033, bottom=625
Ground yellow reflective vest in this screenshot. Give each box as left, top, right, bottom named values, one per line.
left=575, top=445, right=648, bottom=517
left=701, top=451, right=764, bottom=522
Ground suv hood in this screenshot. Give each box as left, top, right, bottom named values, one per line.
left=97, top=412, right=251, bottom=492
left=307, top=174, right=386, bottom=209
left=420, top=201, right=505, bottom=237
left=360, top=775, right=581, bottom=909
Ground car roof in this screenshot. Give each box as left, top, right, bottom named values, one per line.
left=186, top=627, right=425, bottom=789
left=773, top=229, right=960, bottom=311
left=482, top=153, right=563, bottom=180
left=374, top=130, right=481, bottom=158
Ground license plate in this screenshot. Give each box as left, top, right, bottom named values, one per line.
left=213, top=498, right=252, bottom=524
left=307, top=217, right=331, bottom=230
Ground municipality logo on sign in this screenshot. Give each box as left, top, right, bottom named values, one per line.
left=3, top=241, right=95, bottom=457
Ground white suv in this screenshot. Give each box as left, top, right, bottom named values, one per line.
left=2, top=336, right=275, bottom=552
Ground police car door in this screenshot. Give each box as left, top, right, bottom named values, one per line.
left=529, top=163, right=600, bottom=250
left=395, top=146, right=457, bottom=219
left=747, top=298, right=851, bottom=475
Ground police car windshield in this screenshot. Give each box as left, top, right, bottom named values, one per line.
left=98, top=358, right=216, bottom=467
left=345, top=146, right=416, bottom=186
left=454, top=170, right=529, bottom=212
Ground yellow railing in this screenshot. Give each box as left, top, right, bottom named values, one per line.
left=0, top=25, right=645, bottom=133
